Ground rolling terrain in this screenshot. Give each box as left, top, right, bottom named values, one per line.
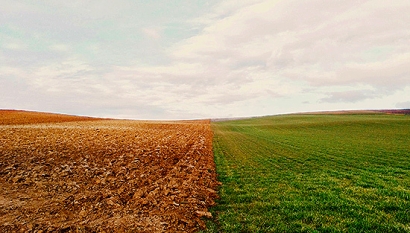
left=0, top=110, right=219, bottom=232
left=2, top=109, right=410, bottom=232
left=208, top=113, right=410, bottom=232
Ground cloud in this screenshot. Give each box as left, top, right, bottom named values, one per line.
left=49, top=44, right=70, bottom=52
left=396, top=101, right=410, bottom=109
left=1, top=0, right=410, bottom=119
left=149, top=0, right=409, bottom=107
left=141, top=28, right=162, bottom=40
left=2, top=42, right=27, bottom=50
left=320, top=90, right=379, bottom=103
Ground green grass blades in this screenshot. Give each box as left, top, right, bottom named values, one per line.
left=207, top=114, right=410, bottom=233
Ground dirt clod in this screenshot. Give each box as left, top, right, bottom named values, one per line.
left=0, top=110, right=219, bottom=232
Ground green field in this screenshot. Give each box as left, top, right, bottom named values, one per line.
left=205, top=114, right=410, bottom=232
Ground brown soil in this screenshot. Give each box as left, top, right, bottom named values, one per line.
left=0, top=110, right=104, bottom=125
left=0, top=111, right=220, bottom=232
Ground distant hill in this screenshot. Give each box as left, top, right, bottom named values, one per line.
left=375, top=109, right=410, bottom=115
left=0, top=109, right=103, bottom=125
left=3, top=109, right=409, bottom=125
left=298, top=109, right=410, bottom=115
left=212, top=109, right=410, bottom=122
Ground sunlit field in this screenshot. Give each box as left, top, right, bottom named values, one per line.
left=0, top=111, right=218, bottom=232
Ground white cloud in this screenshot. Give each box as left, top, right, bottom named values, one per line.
left=320, top=90, right=378, bottom=103
left=49, top=44, right=70, bottom=52
left=2, top=42, right=27, bottom=50
left=396, top=101, right=410, bottom=109
left=1, top=0, right=410, bottom=119
left=141, top=28, right=162, bottom=40
left=97, top=0, right=410, bottom=117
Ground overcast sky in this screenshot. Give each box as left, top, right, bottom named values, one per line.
left=1, top=0, right=409, bottom=119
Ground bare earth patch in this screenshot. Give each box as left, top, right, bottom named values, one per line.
left=0, top=111, right=220, bottom=232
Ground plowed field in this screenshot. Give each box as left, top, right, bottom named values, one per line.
left=0, top=111, right=219, bottom=232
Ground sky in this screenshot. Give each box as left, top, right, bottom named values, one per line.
left=1, top=0, right=410, bottom=120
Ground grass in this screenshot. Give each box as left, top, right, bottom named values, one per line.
left=204, top=114, right=410, bottom=232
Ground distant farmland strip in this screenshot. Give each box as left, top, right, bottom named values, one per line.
left=0, top=110, right=102, bottom=125
left=208, top=114, right=410, bottom=232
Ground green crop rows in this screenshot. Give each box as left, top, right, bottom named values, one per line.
left=205, top=114, right=410, bottom=232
